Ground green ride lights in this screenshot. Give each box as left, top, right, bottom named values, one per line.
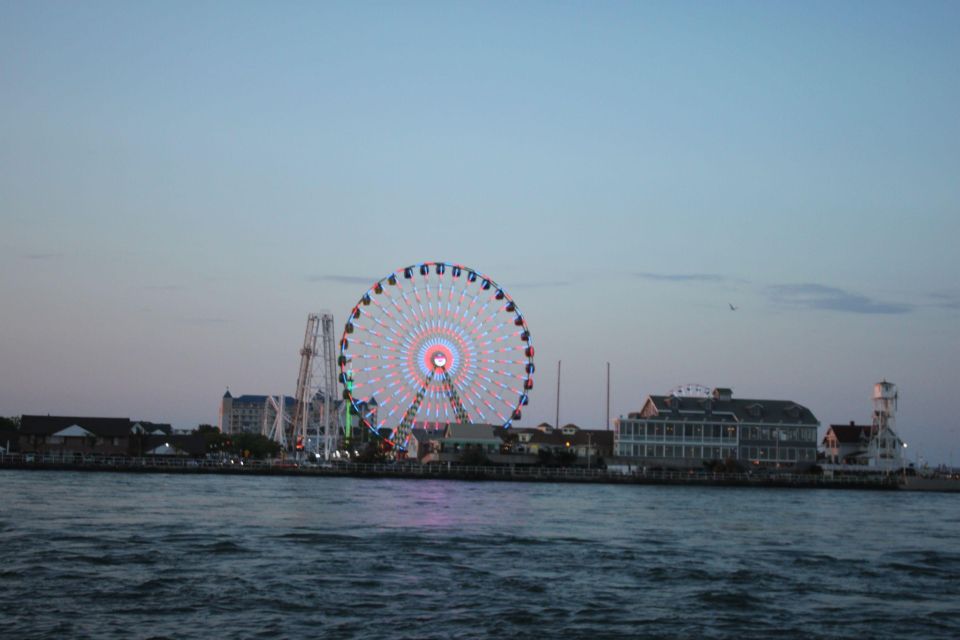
left=345, top=372, right=353, bottom=440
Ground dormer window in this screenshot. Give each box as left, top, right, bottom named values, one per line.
left=746, top=403, right=764, bottom=418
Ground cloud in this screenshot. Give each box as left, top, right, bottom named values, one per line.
left=635, top=272, right=730, bottom=283
left=767, top=283, right=913, bottom=315
left=927, top=292, right=960, bottom=310
left=507, top=280, right=573, bottom=289
left=22, top=252, right=64, bottom=260
left=308, top=274, right=378, bottom=285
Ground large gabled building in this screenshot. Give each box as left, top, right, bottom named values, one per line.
left=19, top=415, right=139, bottom=456
left=614, top=387, right=819, bottom=470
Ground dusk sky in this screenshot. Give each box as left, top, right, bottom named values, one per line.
left=2, top=2, right=958, bottom=464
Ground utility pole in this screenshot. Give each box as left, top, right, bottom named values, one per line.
left=555, top=360, right=561, bottom=429
left=587, top=431, right=592, bottom=469
left=605, top=362, right=611, bottom=431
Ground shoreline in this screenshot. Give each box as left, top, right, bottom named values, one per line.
left=0, top=456, right=906, bottom=491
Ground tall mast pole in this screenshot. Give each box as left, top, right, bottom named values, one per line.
left=555, top=359, right=561, bottom=429
left=606, top=361, right=610, bottom=431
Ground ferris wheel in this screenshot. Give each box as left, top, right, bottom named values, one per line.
left=338, top=262, right=534, bottom=451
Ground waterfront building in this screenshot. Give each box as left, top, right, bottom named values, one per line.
left=1, top=421, right=19, bottom=453
left=508, top=424, right=613, bottom=464
left=142, top=434, right=207, bottom=457
left=219, top=389, right=343, bottom=454
left=437, top=423, right=503, bottom=458
left=820, top=381, right=907, bottom=473
left=510, top=427, right=538, bottom=451
left=219, top=390, right=297, bottom=435
left=570, top=429, right=614, bottom=464
left=20, top=415, right=140, bottom=456
left=822, top=422, right=873, bottom=464
left=407, top=427, right=443, bottom=462
left=614, top=387, right=819, bottom=470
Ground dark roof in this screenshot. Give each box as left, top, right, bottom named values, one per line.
left=133, top=421, right=172, bottom=434
left=410, top=427, right=444, bottom=442
left=528, top=431, right=570, bottom=446
left=20, top=415, right=133, bottom=437
left=570, top=430, right=614, bottom=448
left=641, top=395, right=819, bottom=426
left=232, top=395, right=297, bottom=405
left=444, top=423, right=502, bottom=441
left=826, top=424, right=872, bottom=444
left=144, top=434, right=207, bottom=456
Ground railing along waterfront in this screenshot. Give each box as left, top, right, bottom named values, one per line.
left=0, top=452, right=901, bottom=488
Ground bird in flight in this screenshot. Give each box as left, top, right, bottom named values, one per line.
left=729, top=303, right=738, bottom=311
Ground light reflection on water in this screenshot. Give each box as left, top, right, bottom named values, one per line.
left=1, top=470, right=959, bottom=639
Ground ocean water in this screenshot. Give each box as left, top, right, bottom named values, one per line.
left=1, top=471, right=959, bottom=639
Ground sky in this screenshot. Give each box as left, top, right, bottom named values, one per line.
left=1, top=1, right=958, bottom=464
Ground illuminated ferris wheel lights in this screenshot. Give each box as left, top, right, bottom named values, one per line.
left=340, top=262, right=534, bottom=449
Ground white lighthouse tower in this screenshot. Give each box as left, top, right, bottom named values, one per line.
left=868, top=380, right=905, bottom=471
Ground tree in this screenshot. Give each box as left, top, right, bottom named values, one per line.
left=194, top=424, right=225, bottom=455
left=227, top=433, right=282, bottom=460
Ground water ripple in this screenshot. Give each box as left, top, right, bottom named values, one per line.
left=1, top=471, right=959, bottom=639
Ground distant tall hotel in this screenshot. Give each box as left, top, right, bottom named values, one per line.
left=218, top=390, right=297, bottom=435
left=614, top=387, right=819, bottom=469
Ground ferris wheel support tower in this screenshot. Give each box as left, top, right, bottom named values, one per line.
left=292, top=313, right=339, bottom=459
left=319, top=313, right=338, bottom=460
left=292, top=315, right=320, bottom=453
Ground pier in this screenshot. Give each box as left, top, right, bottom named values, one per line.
left=0, top=452, right=900, bottom=490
